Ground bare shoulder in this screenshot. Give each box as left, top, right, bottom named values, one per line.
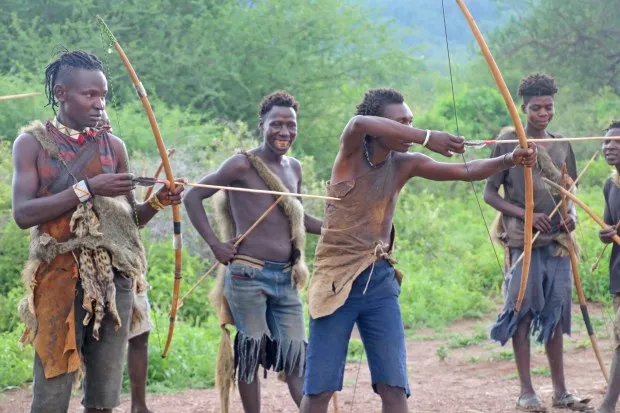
left=106, top=132, right=127, bottom=154
left=393, top=151, right=433, bottom=166
left=13, top=132, right=42, bottom=157
left=393, top=151, right=435, bottom=178
left=218, top=153, right=253, bottom=177
left=286, top=155, right=303, bottom=173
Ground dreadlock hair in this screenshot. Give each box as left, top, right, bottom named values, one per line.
left=44, top=49, right=105, bottom=114
left=258, top=90, right=299, bottom=120
left=355, top=88, right=404, bottom=117
left=606, top=120, right=620, bottom=133
left=517, top=73, right=558, bottom=104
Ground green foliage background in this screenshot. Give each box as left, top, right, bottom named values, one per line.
left=1, top=0, right=618, bottom=394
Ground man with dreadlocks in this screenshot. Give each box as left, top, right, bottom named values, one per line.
left=596, top=121, right=620, bottom=413
left=300, top=88, right=537, bottom=413
left=484, top=73, right=590, bottom=412
left=184, top=90, right=322, bottom=413
left=12, top=50, right=182, bottom=413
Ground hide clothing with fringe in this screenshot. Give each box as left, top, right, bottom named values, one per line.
left=16, top=120, right=147, bottom=383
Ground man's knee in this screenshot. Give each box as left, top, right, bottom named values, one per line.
left=305, top=391, right=334, bottom=404
left=376, top=384, right=406, bottom=403
left=129, top=331, right=149, bottom=349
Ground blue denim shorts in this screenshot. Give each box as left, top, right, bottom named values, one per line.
left=223, top=255, right=306, bottom=383
left=304, top=259, right=410, bottom=397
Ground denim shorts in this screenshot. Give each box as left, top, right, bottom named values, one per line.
left=223, top=256, right=306, bottom=383
left=304, top=259, right=410, bottom=397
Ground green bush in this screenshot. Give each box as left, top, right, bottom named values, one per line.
left=0, top=326, right=33, bottom=390
left=128, top=311, right=220, bottom=392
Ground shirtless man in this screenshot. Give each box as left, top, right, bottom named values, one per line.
left=300, top=88, right=537, bottom=413
left=183, top=91, right=321, bottom=413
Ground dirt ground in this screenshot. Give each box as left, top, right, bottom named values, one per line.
left=2, top=303, right=616, bottom=413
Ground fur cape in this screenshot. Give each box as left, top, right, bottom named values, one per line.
left=210, top=151, right=308, bottom=413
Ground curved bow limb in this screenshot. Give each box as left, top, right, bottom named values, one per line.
left=455, top=0, right=533, bottom=314
left=559, top=165, right=609, bottom=382
left=143, top=148, right=176, bottom=201
left=544, top=178, right=620, bottom=246
left=97, top=16, right=182, bottom=358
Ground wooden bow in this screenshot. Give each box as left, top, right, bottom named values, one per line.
left=559, top=165, right=609, bottom=382
left=455, top=0, right=534, bottom=314
left=97, top=16, right=182, bottom=358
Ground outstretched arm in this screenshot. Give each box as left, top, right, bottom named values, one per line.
left=183, top=155, right=250, bottom=263
left=339, top=116, right=465, bottom=159
left=408, top=143, right=536, bottom=183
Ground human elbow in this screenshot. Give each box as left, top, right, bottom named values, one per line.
left=348, top=115, right=368, bottom=135
left=13, top=210, right=32, bottom=230
left=182, top=189, right=205, bottom=213
left=182, top=190, right=197, bottom=210
left=483, top=187, right=495, bottom=204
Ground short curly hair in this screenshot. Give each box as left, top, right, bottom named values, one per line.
left=605, top=120, right=620, bottom=133
left=355, top=88, right=404, bottom=117
left=258, top=90, right=298, bottom=120
left=518, top=73, right=558, bottom=104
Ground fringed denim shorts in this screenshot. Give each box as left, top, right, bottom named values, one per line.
left=223, top=255, right=306, bottom=384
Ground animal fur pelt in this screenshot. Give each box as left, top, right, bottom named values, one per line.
left=19, top=195, right=148, bottom=343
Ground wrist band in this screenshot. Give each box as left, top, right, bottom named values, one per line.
left=148, top=194, right=166, bottom=211
left=84, top=178, right=94, bottom=196
left=72, top=180, right=91, bottom=203
left=503, top=153, right=516, bottom=169
left=422, top=130, right=432, bottom=147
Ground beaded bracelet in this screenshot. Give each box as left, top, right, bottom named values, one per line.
left=148, top=194, right=166, bottom=211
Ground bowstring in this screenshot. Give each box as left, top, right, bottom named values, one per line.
left=98, top=24, right=164, bottom=353
left=440, top=0, right=505, bottom=279
left=349, top=347, right=363, bottom=413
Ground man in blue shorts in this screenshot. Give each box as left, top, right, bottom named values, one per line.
left=301, top=88, right=536, bottom=413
